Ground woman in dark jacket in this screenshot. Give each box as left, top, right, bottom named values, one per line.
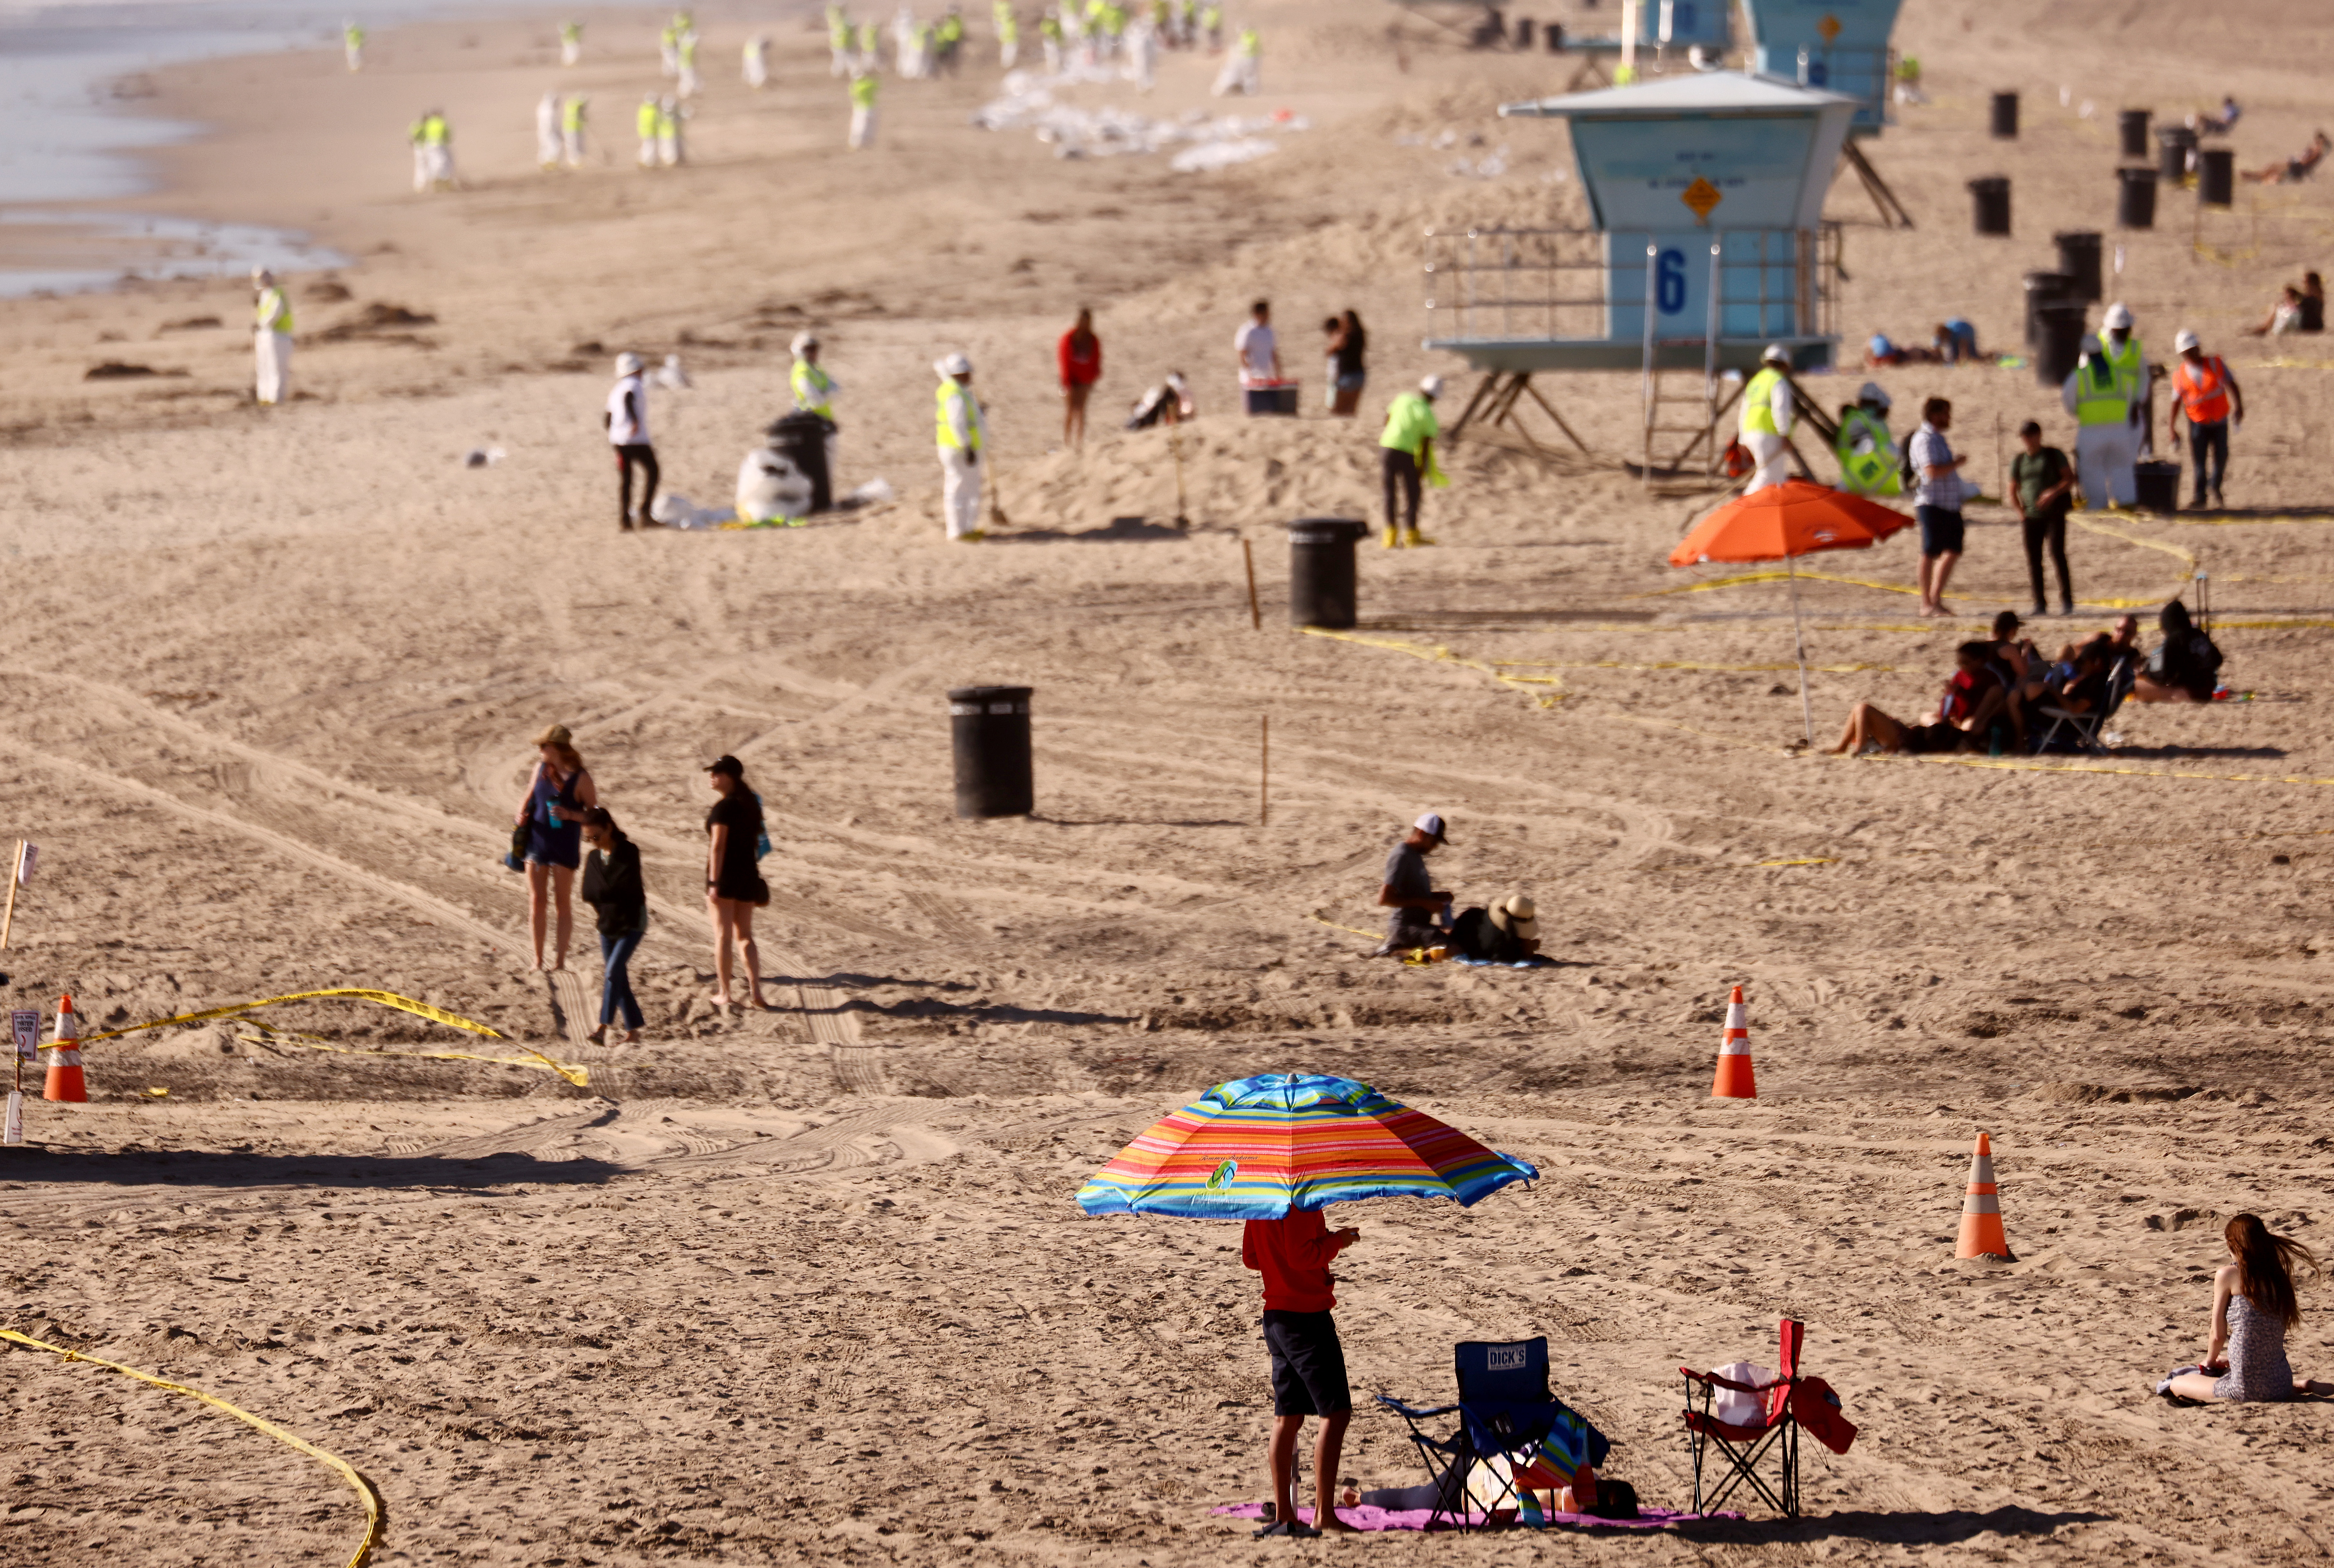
left=703, top=755, right=770, bottom=1012
left=578, top=807, right=648, bottom=1043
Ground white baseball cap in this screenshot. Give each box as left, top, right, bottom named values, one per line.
left=790, top=331, right=819, bottom=356
left=1857, top=381, right=1891, bottom=409
left=1413, top=811, right=1452, bottom=845
left=1761, top=343, right=1790, bottom=364
left=1419, top=374, right=1445, bottom=398
left=614, top=351, right=644, bottom=375
left=2174, top=328, right=2200, bottom=352
left=936, top=352, right=972, bottom=378
left=2104, top=302, right=2134, bottom=329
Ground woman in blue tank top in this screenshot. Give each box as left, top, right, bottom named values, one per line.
left=515, top=723, right=599, bottom=971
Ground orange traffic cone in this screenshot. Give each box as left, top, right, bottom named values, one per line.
left=1710, top=984, right=1756, bottom=1099
left=42, top=995, right=85, bottom=1104
left=1954, top=1132, right=2013, bottom=1259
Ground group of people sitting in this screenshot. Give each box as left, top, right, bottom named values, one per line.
left=2245, top=130, right=2330, bottom=186
left=1374, top=812, right=1542, bottom=963
left=1824, top=601, right=2224, bottom=757
left=1864, top=319, right=1981, bottom=369
left=2245, top=272, right=2327, bottom=338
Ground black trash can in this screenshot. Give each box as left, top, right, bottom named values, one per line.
left=948, top=685, right=1033, bottom=818
left=1286, top=517, right=1370, bottom=629
left=2157, top=124, right=2195, bottom=186
left=2133, top=460, right=2181, bottom=516
left=2023, top=271, right=2075, bottom=347
left=2034, top=302, right=2088, bottom=389
left=2054, top=232, right=2103, bottom=304
left=2119, top=108, right=2151, bottom=161
left=1514, top=17, right=1534, bottom=47
left=767, top=411, right=835, bottom=513
left=1990, top=91, right=2018, bottom=139
left=2117, top=165, right=2159, bottom=230
left=2198, top=147, right=2235, bottom=207
left=1545, top=21, right=1564, bottom=52
left=1969, top=176, right=2011, bottom=236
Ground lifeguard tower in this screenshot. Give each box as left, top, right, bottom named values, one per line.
left=1427, top=73, right=1857, bottom=478
left=1741, top=0, right=1912, bottom=225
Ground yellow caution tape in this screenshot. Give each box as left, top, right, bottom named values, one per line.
left=1309, top=913, right=1385, bottom=942
left=1299, top=628, right=1567, bottom=699
left=1, top=1328, right=382, bottom=1568
left=231, top=1017, right=589, bottom=1089
left=71, top=987, right=503, bottom=1047
left=1488, top=657, right=1900, bottom=675
left=2171, top=514, right=2334, bottom=527
left=1630, top=569, right=2163, bottom=611
left=2069, top=513, right=2197, bottom=570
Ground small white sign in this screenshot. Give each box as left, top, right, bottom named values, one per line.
left=15, top=844, right=35, bottom=885
left=9, top=1010, right=34, bottom=1059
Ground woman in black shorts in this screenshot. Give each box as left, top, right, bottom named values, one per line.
left=703, top=755, right=770, bottom=1011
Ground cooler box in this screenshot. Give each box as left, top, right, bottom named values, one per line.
left=1245, top=381, right=1300, bottom=417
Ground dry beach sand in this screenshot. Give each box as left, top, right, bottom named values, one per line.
left=7, top=0, right=2334, bottom=1562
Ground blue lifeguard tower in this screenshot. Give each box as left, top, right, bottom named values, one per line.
left=1741, top=0, right=1913, bottom=226
left=1426, top=73, right=1857, bottom=476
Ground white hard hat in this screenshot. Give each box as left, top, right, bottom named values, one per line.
left=1761, top=343, right=1790, bottom=364
left=1419, top=374, right=1445, bottom=399
left=251, top=265, right=275, bottom=285
left=790, top=331, right=819, bottom=356
left=2104, top=302, right=2134, bottom=330
left=2079, top=333, right=2103, bottom=355
left=2174, top=328, right=2200, bottom=352
left=615, top=351, right=644, bottom=375
left=1857, top=381, right=1891, bottom=409
left=936, top=352, right=972, bottom=378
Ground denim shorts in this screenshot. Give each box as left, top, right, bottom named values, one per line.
left=1916, top=505, right=1965, bottom=556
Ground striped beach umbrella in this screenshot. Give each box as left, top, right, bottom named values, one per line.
left=1075, top=1072, right=1536, bottom=1219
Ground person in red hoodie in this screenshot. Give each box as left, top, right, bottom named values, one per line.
left=1243, top=1207, right=1360, bottom=1537
left=1058, top=307, right=1103, bottom=451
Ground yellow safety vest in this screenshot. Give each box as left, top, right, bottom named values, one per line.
left=639, top=101, right=660, bottom=137
left=829, top=10, right=851, bottom=45
left=850, top=74, right=877, bottom=108
left=792, top=359, right=836, bottom=417
left=1835, top=408, right=1899, bottom=495
left=1237, top=26, right=1260, bottom=55
left=2074, top=359, right=2127, bottom=425
left=936, top=381, right=982, bottom=451
left=422, top=115, right=448, bottom=145
left=254, top=287, right=292, bottom=335
left=1740, top=367, right=1784, bottom=436
left=2105, top=335, right=2145, bottom=404
left=562, top=97, right=586, bottom=134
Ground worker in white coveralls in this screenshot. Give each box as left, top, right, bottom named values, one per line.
left=536, top=91, right=564, bottom=169
left=252, top=267, right=293, bottom=407
left=637, top=96, right=661, bottom=167
left=2064, top=333, right=2137, bottom=508
left=1211, top=24, right=1258, bottom=95
left=848, top=70, right=878, bottom=148
left=560, top=20, right=583, bottom=65
left=995, top=0, right=1019, bottom=68
left=1740, top=342, right=1797, bottom=493
left=343, top=21, right=365, bottom=70
left=744, top=33, right=770, bottom=87
left=2101, top=300, right=2153, bottom=457
left=935, top=353, right=988, bottom=542
left=791, top=332, right=843, bottom=493
left=561, top=94, right=589, bottom=167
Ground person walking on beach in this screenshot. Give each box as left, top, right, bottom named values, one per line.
left=561, top=94, right=589, bottom=167
left=560, top=19, right=583, bottom=64
left=536, top=91, right=564, bottom=170
left=935, top=352, right=988, bottom=542
left=848, top=69, right=879, bottom=148
left=789, top=331, right=843, bottom=489
left=409, top=113, right=433, bottom=192
left=657, top=97, right=684, bottom=165
left=421, top=109, right=454, bottom=189
left=1058, top=307, right=1102, bottom=451
left=1740, top=343, right=1797, bottom=493
left=828, top=5, right=854, bottom=74
left=636, top=95, right=662, bottom=167
left=2010, top=419, right=2076, bottom=617
left=744, top=32, right=770, bottom=87
left=1234, top=299, right=1280, bottom=414
left=515, top=724, right=599, bottom=972
left=2169, top=328, right=2245, bottom=511
left=578, top=808, right=647, bottom=1044
left=996, top=0, right=1020, bottom=67
left=703, top=755, right=771, bottom=1011
left=1379, top=376, right=1446, bottom=549
left=1910, top=397, right=1968, bottom=617
left=343, top=21, right=366, bottom=71
left=251, top=267, right=293, bottom=407
left=2065, top=334, right=2136, bottom=509
left=1327, top=308, right=1366, bottom=416
left=606, top=353, right=660, bottom=530
left=1243, top=1206, right=1360, bottom=1537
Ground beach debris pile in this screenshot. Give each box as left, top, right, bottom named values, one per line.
left=973, top=71, right=1305, bottom=169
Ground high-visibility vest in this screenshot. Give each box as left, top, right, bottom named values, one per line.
left=936, top=380, right=983, bottom=451
left=859, top=22, right=879, bottom=50
left=1378, top=391, right=1438, bottom=457
left=656, top=103, right=678, bottom=137
left=1740, top=367, right=1784, bottom=436
left=1237, top=26, right=1260, bottom=55
left=422, top=115, right=449, bottom=145
left=679, top=35, right=697, bottom=64
left=639, top=100, right=660, bottom=137
left=2073, top=359, right=2127, bottom=425
left=850, top=73, right=877, bottom=107
left=792, top=359, right=836, bottom=417
left=562, top=97, right=586, bottom=134
left=2172, top=354, right=2233, bottom=424
left=562, top=22, right=582, bottom=42
left=345, top=25, right=364, bottom=46
left=2105, top=333, right=2145, bottom=403
left=829, top=10, right=851, bottom=45
left=1835, top=407, right=1899, bottom=495
left=254, top=287, right=292, bottom=335
left=409, top=120, right=427, bottom=146
left=1041, top=14, right=1062, bottom=38
left=939, top=15, right=963, bottom=42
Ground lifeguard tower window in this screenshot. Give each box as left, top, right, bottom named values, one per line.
left=1741, top=0, right=1903, bottom=135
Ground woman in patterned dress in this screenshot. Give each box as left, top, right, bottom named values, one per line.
left=2166, top=1214, right=2334, bottom=1402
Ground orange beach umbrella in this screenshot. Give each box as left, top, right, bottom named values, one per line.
left=1669, top=481, right=1913, bottom=742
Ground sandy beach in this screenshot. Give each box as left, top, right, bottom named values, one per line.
left=7, top=1, right=2334, bottom=1563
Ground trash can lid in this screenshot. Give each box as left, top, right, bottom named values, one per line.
left=1283, top=517, right=1371, bottom=538
left=946, top=685, right=1033, bottom=704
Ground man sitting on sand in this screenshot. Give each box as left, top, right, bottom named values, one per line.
left=1244, top=1207, right=1360, bottom=1537
left=1826, top=642, right=2010, bottom=756
left=1377, top=812, right=1453, bottom=955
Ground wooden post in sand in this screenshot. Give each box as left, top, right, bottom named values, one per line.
left=0, top=842, right=24, bottom=951
left=1241, top=537, right=1261, bottom=630
left=1260, top=715, right=1270, bottom=826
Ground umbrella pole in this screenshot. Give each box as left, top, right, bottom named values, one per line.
left=1788, top=552, right=1813, bottom=745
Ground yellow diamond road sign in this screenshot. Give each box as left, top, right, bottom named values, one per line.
left=1681, top=177, right=1723, bottom=222
left=1817, top=12, right=1842, bottom=42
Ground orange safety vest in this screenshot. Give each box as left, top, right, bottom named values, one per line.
left=2173, top=355, right=2233, bottom=425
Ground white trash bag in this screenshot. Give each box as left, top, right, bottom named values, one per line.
left=735, top=446, right=814, bottom=525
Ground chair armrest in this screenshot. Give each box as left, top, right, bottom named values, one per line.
left=1682, top=1368, right=1798, bottom=1394
left=1374, top=1394, right=1460, bottom=1420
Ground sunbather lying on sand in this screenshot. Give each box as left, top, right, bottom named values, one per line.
left=1826, top=642, right=2008, bottom=756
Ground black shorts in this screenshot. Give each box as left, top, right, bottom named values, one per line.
left=1903, top=721, right=1963, bottom=755
left=1916, top=505, right=1965, bottom=556
left=1262, top=1309, right=1351, bottom=1417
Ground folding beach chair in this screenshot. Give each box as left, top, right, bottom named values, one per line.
left=1680, top=1318, right=1804, bottom=1516
left=2036, top=655, right=2133, bottom=755
left=1377, top=1337, right=1612, bottom=1532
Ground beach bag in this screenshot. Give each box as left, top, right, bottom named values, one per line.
left=503, top=821, right=528, bottom=872
left=1709, top=1361, right=1773, bottom=1427
left=1582, top=1478, right=1639, bottom=1520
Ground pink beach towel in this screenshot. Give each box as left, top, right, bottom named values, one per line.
left=1211, top=1501, right=1738, bottom=1533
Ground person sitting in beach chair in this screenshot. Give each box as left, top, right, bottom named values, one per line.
left=2244, top=130, right=2328, bottom=185
left=1824, top=642, right=2010, bottom=756
left=1377, top=1337, right=1620, bottom=1531
left=2196, top=96, right=2241, bottom=136
left=2032, top=639, right=2131, bottom=754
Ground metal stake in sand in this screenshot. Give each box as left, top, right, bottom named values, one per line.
left=1241, top=537, right=1261, bottom=630
left=0, top=840, right=28, bottom=949
left=1785, top=554, right=1813, bottom=745
left=1259, top=714, right=1269, bottom=826
left=2, top=1008, right=29, bottom=1146
left=1171, top=423, right=1191, bottom=529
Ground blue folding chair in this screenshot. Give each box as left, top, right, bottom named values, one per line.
left=1376, top=1337, right=1613, bottom=1531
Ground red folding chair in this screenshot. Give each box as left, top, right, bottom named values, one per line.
left=1680, top=1318, right=1803, bottom=1517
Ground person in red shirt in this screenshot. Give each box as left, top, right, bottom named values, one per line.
left=1242, top=1207, right=1360, bottom=1536
left=1058, top=307, right=1102, bottom=451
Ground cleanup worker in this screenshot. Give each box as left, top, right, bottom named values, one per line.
left=1835, top=382, right=1899, bottom=496
left=1213, top=24, right=1259, bottom=94
left=2168, top=328, right=2245, bottom=511
left=660, top=15, right=682, bottom=76
left=656, top=95, right=683, bottom=166
left=1379, top=375, right=1447, bottom=549
left=848, top=69, right=878, bottom=147
left=677, top=29, right=701, bottom=97
left=408, top=112, right=432, bottom=191
left=2102, top=302, right=2152, bottom=454
left=421, top=109, right=453, bottom=188
left=636, top=95, right=661, bottom=167
left=935, top=353, right=988, bottom=542
left=996, top=0, right=1019, bottom=67
left=858, top=19, right=881, bottom=68
left=251, top=266, right=293, bottom=407
left=536, top=91, right=564, bottom=170
left=1039, top=9, right=1064, bottom=69
left=606, top=353, right=659, bottom=530
left=744, top=33, right=769, bottom=87
left=1201, top=1, right=1222, bottom=49
left=828, top=5, right=854, bottom=74
left=1740, top=343, right=1797, bottom=493
left=790, top=331, right=842, bottom=491
left=343, top=21, right=365, bottom=71
left=560, top=19, right=583, bottom=65
left=937, top=8, right=965, bottom=71
left=561, top=93, right=589, bottom=167
left=2064, top=333, right=2137, bottom=508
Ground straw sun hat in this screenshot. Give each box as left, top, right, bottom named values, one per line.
left=1488, top=894, right=1537, bottom=941
left=533, top=723, right=573, bottom=747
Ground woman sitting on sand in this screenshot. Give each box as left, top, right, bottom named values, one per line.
left=2132, top=599, right=2223, bottom=703
left=2163, top=1214, right=2334, bottom=1402
left=1825, top=642, right=2009, bottom=756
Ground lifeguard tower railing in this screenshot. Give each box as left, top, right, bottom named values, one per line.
left=1423, top=222, right=1842, bottom=473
